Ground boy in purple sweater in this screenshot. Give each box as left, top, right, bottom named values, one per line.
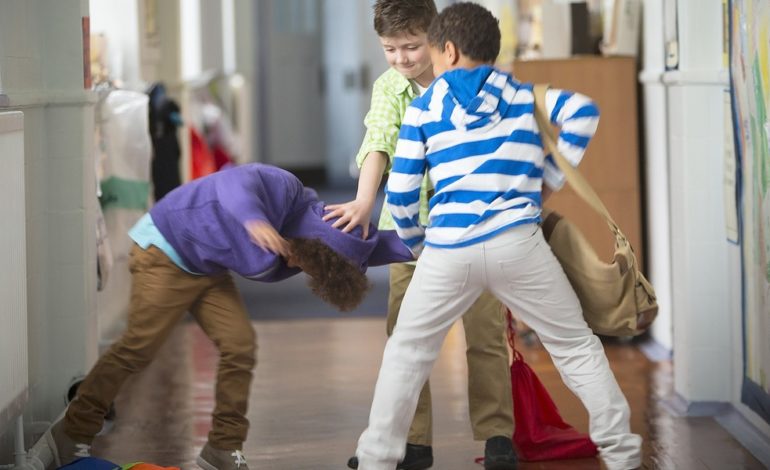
left=45, top=163, right=413, bottom=470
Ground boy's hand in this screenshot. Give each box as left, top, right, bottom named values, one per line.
left=244, top=220, right=290, bottom=257
left=323, top=199, right=374, bottom=239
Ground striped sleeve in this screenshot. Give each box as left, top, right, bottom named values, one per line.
left=542, top=88, right=600, bottom=190
left=386, top=106, right=427, bottom=256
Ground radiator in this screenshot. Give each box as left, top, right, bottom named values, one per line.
left=0, top=111, right=28, bottom=434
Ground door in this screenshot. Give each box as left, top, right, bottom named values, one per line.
left=256, top=0, right=325, bottom=171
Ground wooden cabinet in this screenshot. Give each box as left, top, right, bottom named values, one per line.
left=512, top=56, right=645, bottom=268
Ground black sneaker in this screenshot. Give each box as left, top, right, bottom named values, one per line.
left=483, top=436, right=518, bottom=470
left=347, top=443, right=433, bottom=470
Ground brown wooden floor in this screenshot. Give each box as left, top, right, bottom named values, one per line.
left=91, top=318, right=764, bottom=470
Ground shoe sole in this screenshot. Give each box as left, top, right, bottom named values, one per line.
left=349, top=456, right=432, bottom=470
left=484, top=461, right=518, bottom=470
left=398, top=458, right=433, bottom=470
left=196, top=455, right=218, bottom=470
left=43, top=428, right=62, bottom=468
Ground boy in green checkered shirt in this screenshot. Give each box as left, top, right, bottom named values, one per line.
left=324, top=1, right=517, bottom=469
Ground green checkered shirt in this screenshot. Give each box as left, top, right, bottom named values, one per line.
left=356, top=68, right=432, bottom=230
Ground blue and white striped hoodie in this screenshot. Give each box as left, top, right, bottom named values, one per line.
left=386, top=65, right=599, bottom=256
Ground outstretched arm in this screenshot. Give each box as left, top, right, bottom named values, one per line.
left=325, top=79, right=404, bottom=239
left=243, top=220, right=289, bottom=257
left=323, top=151, right=388, bottom=239
left=541, top=88, right=600, bottom=191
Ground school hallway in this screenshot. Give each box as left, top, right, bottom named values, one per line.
left=87, top=316, right=763, bottom=470
left=3, top=0, right=770, bottom=469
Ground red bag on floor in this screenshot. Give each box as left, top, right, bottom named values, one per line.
left=507, top=311, right=598, bottom=461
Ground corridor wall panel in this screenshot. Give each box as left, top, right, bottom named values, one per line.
left=730, top=0, right=770, bottom=425
left=0, top=112, right=28, bottom=434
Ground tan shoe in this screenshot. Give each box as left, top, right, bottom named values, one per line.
left=44, top=419, right=92, bottom=467
left=197, top=442, right=249, bottom=470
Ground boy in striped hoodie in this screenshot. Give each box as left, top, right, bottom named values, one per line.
left=326, top=1, right=516, bottom=469
left=355, top=3, right=642, bottom=470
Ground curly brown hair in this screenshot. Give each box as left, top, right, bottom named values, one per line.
left=288, top=238, right=371, bottom=312
left=373, top=0, right=438, bottom=37
left=427, top=2, right=501, bottom=63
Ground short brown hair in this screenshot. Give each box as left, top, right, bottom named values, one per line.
left=427, top=2, right=501, bottom=63
left=373, top=0, right=438, bottom=37
left=289, top=238, right=371, bottom=312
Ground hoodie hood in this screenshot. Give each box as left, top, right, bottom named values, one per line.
left=283, top=200, right=414, bottom=272
left=433, top=65, right=514, bottom=129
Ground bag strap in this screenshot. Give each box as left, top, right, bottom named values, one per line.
left=506, top=309, right=523, bottom=362
left=532, top=84, right=629, bottom=245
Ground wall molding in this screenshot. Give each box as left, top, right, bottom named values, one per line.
left=716, top=406, right=770, bottom=467
left=662, top=393, right=730, bottom=417
left=0, top=89, right=97, bottom=109
left=637, top=337, right=672, bottom=362
left=638, top=69, right=665, bottom=85
left=662, top=69, right=730, bottom=86
left=660, top=394, right=770, bottom=467
left=0, top=111, right=23, bottom=133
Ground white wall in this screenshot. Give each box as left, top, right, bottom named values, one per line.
left=141, top=0, right=183, bottom=91
left=323, top=0, right=367, bottom=186
left=181, top=0, right=203, bottom=81
left=666, top=0, right=732, bottom=403
left=640, top=0, right=770, bottom=458
left=89, top=0, right=141, bottom=89
left=0, top=0, right=98, bottom=458
left=234, top=0, right=257, bottom=162
left=201, top=0, right=224, bottom=73
left=639, top=0, right=673, bottom=351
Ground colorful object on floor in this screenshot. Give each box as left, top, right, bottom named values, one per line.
left=57, top=457, right=120, bottom=470
left=122, top=463, right=180, bottom=470
left=507, top=310, right=598, bottom=461
left=54, top=458, right=181, bottom=470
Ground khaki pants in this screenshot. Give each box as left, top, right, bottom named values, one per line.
left=64, top=245, right=256, bottom=450
left=387, top=263, right=513, bottom=445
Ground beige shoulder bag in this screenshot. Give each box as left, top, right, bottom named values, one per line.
left=533, top=84, right=657, bottom=336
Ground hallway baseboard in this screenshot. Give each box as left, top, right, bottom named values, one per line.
left=636, top=337, right=672, bottom=362
left=661, top=393, right=730, bottom=418
left=661, top=393, right=770, bottom=468
left=717, top=407, right=770, bottom=468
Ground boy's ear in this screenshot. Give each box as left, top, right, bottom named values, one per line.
left=445, top=41, right=460, bottom=66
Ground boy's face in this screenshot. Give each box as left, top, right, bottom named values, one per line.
left=428, top=44, right=449, bottom=77
left=379, top=32, right=432, bottom=84
left=428, top=41, right=462, bottom=77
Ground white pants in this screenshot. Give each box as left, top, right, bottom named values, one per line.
left=356, top=224, right=642, bottom=470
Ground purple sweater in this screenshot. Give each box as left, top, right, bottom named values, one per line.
left=149, top=164, right=412, bottom=281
